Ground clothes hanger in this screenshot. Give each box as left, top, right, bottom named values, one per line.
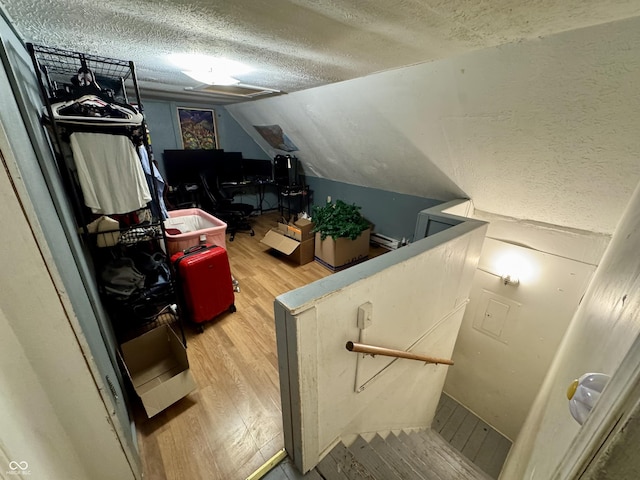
left=44, top=62, right=143, bottom=126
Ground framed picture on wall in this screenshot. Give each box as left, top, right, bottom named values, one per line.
left=177, top=107, right=218, bottom=150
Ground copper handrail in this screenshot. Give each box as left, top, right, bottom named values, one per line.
left=345, top=341, right=454, bottom=365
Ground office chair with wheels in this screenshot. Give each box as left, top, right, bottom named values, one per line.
left=199, top=172, right=255, bottom=241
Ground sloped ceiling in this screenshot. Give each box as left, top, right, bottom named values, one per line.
left=2, top=1, right=640, bottom=233
left=227, top=16, right=640, bottom=234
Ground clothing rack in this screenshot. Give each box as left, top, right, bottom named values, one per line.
left=27, top=43, right=185, bottom=346
left=27, top=44, right=135, bottom=102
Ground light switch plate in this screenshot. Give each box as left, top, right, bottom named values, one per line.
left=357, top=302, right=373, bottom=329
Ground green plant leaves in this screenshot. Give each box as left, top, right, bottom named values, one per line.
left=311, top=199, right=370, bottom=240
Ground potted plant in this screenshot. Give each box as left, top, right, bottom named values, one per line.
left=311, top=199, right=371, bottom=270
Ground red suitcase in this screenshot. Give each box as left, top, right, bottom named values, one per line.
left=171, top=244, right=236, bottom=330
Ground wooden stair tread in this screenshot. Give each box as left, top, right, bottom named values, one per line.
left=402, top=430, right=492, bottom=480
left=308, top=428, right=495, bottom=479
left=386, top=433, right=444, bottom=480
left=398, top=431, right=466, bottom=480
left=369, top=434, right=428, bottom=480
left=348, top=436, right=403, bottom=480
left=316, top=442, right=376, bottom=480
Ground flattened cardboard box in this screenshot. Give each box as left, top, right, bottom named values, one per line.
left=120, top=325, right=196, bottom=417
left=314, top=228, right=371, bottom=270
left=261, top=229, right=314, bottom=265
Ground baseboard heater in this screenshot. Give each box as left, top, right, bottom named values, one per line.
left=370, top=232, right=401, bottom=250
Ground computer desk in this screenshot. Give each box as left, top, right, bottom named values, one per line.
left=220, top=178, right=278, bottom=214
left=277, top=184, right=310, bottom=221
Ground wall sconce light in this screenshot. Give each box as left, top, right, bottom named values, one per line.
left=567, top=372, right=610, bottom=425
left=494, top=251, right=537, bottom=285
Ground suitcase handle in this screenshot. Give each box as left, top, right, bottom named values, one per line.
left=182, top=244, right=218, bottom=255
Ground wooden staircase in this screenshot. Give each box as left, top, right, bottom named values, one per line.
left=264, top=429, right=492, bottom=480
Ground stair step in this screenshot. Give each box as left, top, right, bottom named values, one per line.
left=348, top=436, right=403, bottom=479
left=261, top=456, right=323, bottom=480
left=369, top=434, right=428, bottom=480
left=432, top=393, right=512, bottom=479
left=398, top=431, right=462, bottom=480
left=304, top=422, right=500, bottom=480
left=402, top=430, right=492, bottom=480
left=385, top=433, right=444, bottom=480
left=471, top=429, right=512, bottom=479
left=316, top=442, right=376, bottom=480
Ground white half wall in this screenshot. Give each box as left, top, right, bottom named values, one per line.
left=276, top=206, right=487, bottom=472
left=500, top=178, right=640, bottom=478
left=226, top=16, right=640, bottom=235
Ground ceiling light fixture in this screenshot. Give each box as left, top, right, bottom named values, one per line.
left=181, top=70, right=240, bottom=86
left=168, top=53, right=253, bottom=86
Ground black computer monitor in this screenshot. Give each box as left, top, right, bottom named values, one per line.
left=243, top=159, right=273, bottom=181
left=216, top=151, right=244, bottom=184
left=162, top=149, right=223, bottom=186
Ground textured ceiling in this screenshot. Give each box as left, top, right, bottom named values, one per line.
left=3, top=1, right=640, bottom=234
left=225, top=14, right=640, bottom=235
left=2, top=0, right=640, bottom=103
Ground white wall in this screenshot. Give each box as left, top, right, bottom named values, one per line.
left=472, top=211, right=611, bottom=267
left=445, top=238, right=596, bottom=440
left=227, top=16, right=640, bottom=235
left=445, top=211, right=609, bottom=440
left=501, top=179, right=640, bottom=479
left=276, top=206, right=487, bottom=472
left=0, top=309, right=89, bottom=479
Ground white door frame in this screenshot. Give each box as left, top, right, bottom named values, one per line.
left=553, top=331, right=640, bottom=479
left=0, top=120, right=141, bottom=479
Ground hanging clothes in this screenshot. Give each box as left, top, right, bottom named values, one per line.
left=48, top=95, right=144, bottom=126
left=69, top=132, right=151, bottom=214
left=138, top=144, right=168, bottom=220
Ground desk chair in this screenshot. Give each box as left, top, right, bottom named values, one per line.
left=199, top=172, right=255, bottom=241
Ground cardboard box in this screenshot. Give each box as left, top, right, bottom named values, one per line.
left=314, top=228, right=371, bottom=271
left=120, top=325, right=196, bottom=417
left=277, top=217, right=314, bottom=242
left=261, top=227, right=315, bottom=265
left=292, top=218, right=315, bottom=241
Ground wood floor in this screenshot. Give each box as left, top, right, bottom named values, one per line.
left=134, top=211, right=337, bottom=480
